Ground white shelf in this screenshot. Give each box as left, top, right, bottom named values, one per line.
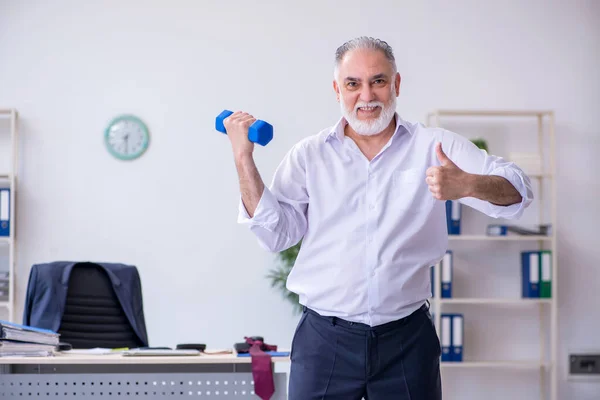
left=439, top=298, right=551, bottom=305
left=441, top=361, right=547, bottom=369
left=428, top=109, right=557, bottom=399
left=0, top=107, right=17, bottom=323
left=0, top=109, right=16, bottom=119
left=448, top=235, right=553, bottom=241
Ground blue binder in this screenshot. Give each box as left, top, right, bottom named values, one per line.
left=446, top=200, right=461, bottom=235
left=521, top=251, right=540, bottom=298
left=450, top=314, right=463, bottom=362
left=430, top=266, right=434, bottom=297
left=0, top=189, right=9, bottom=237
left=441, top=251, right=452, bottom=298
left=441, top=314, right=452, bottom=362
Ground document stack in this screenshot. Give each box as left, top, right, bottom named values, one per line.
left=0, top=320, right=59, bottom=357
left=521, top=250, right=553, bottom=298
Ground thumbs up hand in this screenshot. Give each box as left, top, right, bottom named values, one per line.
left=426, top=142, right=472, bottom=200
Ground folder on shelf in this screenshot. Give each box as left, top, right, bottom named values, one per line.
left=486, top=224, right=507, bottom=236
left=521, top=251, right=540, bottom=298
left=441, top=314, right=452, bottom=362
left=451, top=314, right=463, bottom=362
left=441, top=251, right=452, bottom=298
left=0, top=189, right=9, bottom=237
left=430, top=265, right=435, bottom=297
left=446, top=200, right=461, bottom=235
left=539, top=250, right=552, bottom=298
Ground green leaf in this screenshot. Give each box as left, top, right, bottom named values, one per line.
left=470, top=138, right=489, bottom=152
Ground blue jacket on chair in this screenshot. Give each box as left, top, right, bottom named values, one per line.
left=22, top=261, right=149, bottom=347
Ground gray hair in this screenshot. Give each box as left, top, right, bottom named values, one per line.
left=334, top=36, right=397, bottom=78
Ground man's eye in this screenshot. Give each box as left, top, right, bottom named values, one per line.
left=347, top=82, right=357, bottom=88
left=374, top=79, right=385, bottom=85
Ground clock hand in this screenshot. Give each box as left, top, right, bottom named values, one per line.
left=123, top=134, right=129, bottom=154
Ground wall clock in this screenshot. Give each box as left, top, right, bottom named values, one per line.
left=104, top=114, right=150, bottom=160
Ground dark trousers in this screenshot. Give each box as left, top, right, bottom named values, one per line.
left=288, top=303, right=442, bottom=400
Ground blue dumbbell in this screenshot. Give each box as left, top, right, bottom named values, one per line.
left=215, top=110, right=273, bottom=146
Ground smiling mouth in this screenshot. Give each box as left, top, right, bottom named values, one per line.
left=357, top=106, right=381, bottom=116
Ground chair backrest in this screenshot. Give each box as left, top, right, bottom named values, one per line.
left=57, top=263, right=144, bottom=349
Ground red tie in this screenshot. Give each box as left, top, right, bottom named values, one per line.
left=245, top=337, right=277, bottom=400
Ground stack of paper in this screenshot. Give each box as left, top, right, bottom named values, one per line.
left=0, top=320, right=60, bottom=357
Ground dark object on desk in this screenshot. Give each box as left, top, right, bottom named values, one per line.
left=234, top=336, right=264, bottom=353
left=23, top=261, right=149, bottom=349
left=58, top=342, right=72, bottom=351
left=138, top=347, right=172, bottom=350
left=177, top=343, right=206, bottom=352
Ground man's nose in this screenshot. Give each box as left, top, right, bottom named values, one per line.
left=359, top=85, right=375, bottom=103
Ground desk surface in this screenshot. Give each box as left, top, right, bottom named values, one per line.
left=0, top=352, right=291, bottom=365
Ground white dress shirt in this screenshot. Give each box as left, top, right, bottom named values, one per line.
left=239, top=113, right=533, bottom=326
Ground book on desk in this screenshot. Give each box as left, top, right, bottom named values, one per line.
left=0, top=320, right=60, bottom=357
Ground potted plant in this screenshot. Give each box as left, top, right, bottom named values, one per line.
left=470, top=138, right=489, bottom=152
left=266, top=241, right=303, bottom=314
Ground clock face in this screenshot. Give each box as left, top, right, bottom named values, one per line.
left=104, top=115, right=150, bottom=160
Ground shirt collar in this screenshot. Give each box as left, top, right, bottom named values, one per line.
left=325, top=112, right=411, bottom=143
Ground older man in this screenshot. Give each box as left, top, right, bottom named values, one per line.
left=224, top=36, right=533, bottom=400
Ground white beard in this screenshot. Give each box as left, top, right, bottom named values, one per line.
left=340, top=88, right=397, bottom=136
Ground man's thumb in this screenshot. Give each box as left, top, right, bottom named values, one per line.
left=435, top=142, right=452, bottom=166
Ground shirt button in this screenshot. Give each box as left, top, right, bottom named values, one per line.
left=369, top=204, right=375, bottom=210
left=371, top=271, right=376, bottom=277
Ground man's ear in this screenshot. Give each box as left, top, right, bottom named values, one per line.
left=333, top=80, right=340, bottom=102
left=395, top=73, right=401, bottom=96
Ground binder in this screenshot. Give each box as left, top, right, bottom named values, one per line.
left=441, top=314, right=452, bottom=361
left=486, top=224, right=507, bottom=236
left=540, top=250, right=552, bottom=298
left=0, top=320, right=60, bottom=346
left=441, top=251, right=452, bottom=298
left=451, top=314, right=464, bottom=362
left=446, top=200, right=461, bottom=235
left=521, top=251, right=540, bottom=298
left=430, top=265, right=435, bottom=297
left=0, top=189, right=9, bottom=237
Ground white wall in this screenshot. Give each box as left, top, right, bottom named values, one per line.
left=0, top=0, right=598, bottom=399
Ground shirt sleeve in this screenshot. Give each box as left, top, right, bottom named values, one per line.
left=440, top=129, right=534, bottom=220
left=237, top=142, right=309, bottom=252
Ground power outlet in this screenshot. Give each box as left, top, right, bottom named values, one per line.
left=569, top=353, right=600, bottom=381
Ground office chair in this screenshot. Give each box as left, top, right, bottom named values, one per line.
left=23, top=261, right=149, bottom=349
left=58, top=263, right=144, bottom=349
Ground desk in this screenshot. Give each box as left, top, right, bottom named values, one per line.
left=0, top=352, right=290, bottom=399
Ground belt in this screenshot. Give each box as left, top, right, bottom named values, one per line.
left=303, top=301, right=429, bottom=334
